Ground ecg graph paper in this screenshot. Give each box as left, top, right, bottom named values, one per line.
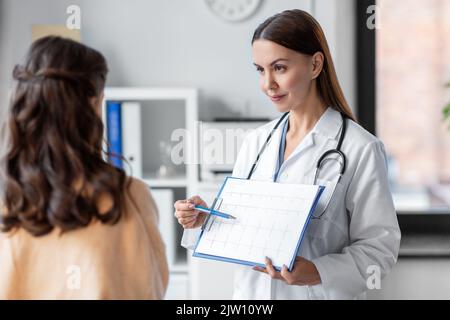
left=193, top=177, right=323, bottom=270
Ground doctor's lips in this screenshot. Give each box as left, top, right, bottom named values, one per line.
left=269, top=94, right=287, bottom=102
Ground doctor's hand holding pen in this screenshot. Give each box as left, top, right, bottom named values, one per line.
left=174, top=195, right=208, bottom=229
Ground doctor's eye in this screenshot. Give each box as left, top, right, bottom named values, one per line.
left=273, top=64, right=287, bottom=72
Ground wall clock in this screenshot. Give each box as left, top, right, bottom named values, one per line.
left=204, top=0, right=262, bottom=22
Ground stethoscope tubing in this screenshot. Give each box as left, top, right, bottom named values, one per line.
left=248, top=111, right=347, bottom=179
left=247, top=110, right=348, bottom=219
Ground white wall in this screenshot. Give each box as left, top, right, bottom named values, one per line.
left=314, top=0, right=356, bottom=115
left=0, top=0, right=356, bottom=121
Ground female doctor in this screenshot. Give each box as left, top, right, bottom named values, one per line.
left=175, top=9, right=401, bottom=299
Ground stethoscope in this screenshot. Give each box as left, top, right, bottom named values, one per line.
left=246, top=110, right=348, bottom=219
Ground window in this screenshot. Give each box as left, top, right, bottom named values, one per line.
left=376, top=0, right=450, bottom=212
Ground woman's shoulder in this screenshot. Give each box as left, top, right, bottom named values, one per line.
left=127, top=176, right=152, bottom=197
left=67, top=177, right=160, bottom=251
left=345, top=118, right=384, bottom=150
left=125, top=177, right=158, bottom=219
left=0, top=178, right=161, bottom=260
left=343, top=119, right=390, bottom=172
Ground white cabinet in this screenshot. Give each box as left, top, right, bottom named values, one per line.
left=367, top=258, right=450, bottom=299
left=165, top=273, right=190, bottom=300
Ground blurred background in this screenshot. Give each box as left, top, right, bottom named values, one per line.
left=1, top=0, right=450, bottom=299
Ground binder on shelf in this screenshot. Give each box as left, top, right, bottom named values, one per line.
left=121, top=102, right=142, bottom=178
left=106, top=101, right=123, bottom=168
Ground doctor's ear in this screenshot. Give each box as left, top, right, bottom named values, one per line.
left=311, top=52, right=324, bottom=80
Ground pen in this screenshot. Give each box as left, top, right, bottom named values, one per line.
left=194, top=205, right=236, bottom=220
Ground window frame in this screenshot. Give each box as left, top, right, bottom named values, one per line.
left=356, top=0, right=450, bottom=217
left=356, top=0, right=376, bottom=136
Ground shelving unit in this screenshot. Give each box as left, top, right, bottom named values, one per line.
left=102, top=87, right=198, bottom=299
left=143, top=177, right=188, bottom=188
left=102, top=87, right=267, bottom=299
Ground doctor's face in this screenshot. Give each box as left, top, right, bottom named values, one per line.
left=252, top=39, right=318, bottom=112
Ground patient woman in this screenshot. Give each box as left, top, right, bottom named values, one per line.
left=0, top=36, right=168, bottom=299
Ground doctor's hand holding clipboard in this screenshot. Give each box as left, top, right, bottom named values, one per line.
left=175, top=9, right=401, bottom=300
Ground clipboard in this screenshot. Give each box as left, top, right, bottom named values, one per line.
left=193, top=177, right=325, bottom=271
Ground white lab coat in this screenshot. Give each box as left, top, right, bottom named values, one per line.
left=182, top=107, right=401, bottom=300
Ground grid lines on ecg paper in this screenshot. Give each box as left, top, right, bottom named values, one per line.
left=195, top=179, right=320, bottom=268
left=221, top=191, right=310, bottom=214
left=202, top=195, right=300, bottom=258
left=223, top=191, right=309, bottom=203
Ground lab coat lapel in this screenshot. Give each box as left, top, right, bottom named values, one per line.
left=306, top=108, right=345, bottom=183
left=314, top=107, right=343, bottom=141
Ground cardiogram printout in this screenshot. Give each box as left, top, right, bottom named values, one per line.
left=193, top=177, right=324, bottom=271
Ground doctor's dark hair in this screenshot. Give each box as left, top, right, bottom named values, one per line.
left=1, top=36, right=129, bottom=237
left=252, top=9, right=356, bottom=121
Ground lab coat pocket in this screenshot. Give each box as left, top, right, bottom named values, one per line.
left=305, top=179, right=340, bottom=241
left=312, top=178, right=339, bottom=219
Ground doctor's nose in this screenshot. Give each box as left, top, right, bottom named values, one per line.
left=262, top=73, right=278, bottom=93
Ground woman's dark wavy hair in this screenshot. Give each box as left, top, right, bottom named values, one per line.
left=252, top=9, right=356, bottom=121
left=1, top=36, right=128, bottom=237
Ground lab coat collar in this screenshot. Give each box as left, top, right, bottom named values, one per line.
left=255, top=107, right=343, bottom=181
left=310, top=107, right=343, bottom=141
left=284, top=107, right=343, bottom=159
left=277, top=107, right=343, bottom=180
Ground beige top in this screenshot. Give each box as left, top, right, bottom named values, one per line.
left=0, top=178, right=169, bottom=299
